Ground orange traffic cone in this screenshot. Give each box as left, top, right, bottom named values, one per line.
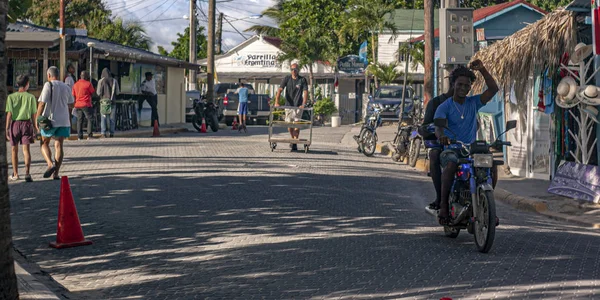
left=152, top=120, right=160, bottom=137
left=49, top=176, right=93, bottom=249
left=200, top=117, right=207, bottom=133
left=232, top=118, right=238, bottom=130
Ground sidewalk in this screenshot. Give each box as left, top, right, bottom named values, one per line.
left=15, top=260, right=60, bottom=300
left=65, top=123, right=190, bottom=140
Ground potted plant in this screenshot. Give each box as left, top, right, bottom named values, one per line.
left=313, top=97, right=337, bottom=126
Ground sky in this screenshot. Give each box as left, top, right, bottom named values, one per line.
left=104, top=0, right=277, bottom=54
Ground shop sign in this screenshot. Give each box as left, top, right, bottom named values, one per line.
left=233, top=53, right=278, bottom=67
left=548, top=161, right=600, bottom=203
left=476, top=28, right=485, bottom=41
left=338, top=55, right=365, bottom=73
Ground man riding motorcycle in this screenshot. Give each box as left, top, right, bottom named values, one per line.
left=433, top=61, right=499, bottom=225
left=422, top=74, right=455, bottom=211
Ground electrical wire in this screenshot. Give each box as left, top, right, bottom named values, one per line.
left=148, top=0, right=180, bottom=22
left=140, top=0, right=171, bottom=20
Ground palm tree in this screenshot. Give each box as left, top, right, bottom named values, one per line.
left=0, top=0, right=19, bottom=297
left=339, top=0, right=398, bottom=89
left=244, top=0, right=284, bottom=36
left=8, top=0, right=30, bottom=22
left=397, top=42, right=424, bottom=72
left=91, top=17, right=152, bottom=51
left=367, top=62, right=404, bottom=85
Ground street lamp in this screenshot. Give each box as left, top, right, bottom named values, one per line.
left=87, top=41, right=95, bottom=79
left=226, top=14, right=263, bottom=22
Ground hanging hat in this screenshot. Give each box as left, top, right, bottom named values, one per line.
left=556, top=76, right=579, bottom=108
left=570, top=43, right=593, bottom=64
left=577, top=85, right=600, bottom=105
left=583, top=105, right=600, bottom=123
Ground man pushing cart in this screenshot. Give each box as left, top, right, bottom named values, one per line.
left=269, top=63, right=314, bottom=153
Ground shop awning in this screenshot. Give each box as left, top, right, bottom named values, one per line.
left=6, top=32, right=60, bottom=48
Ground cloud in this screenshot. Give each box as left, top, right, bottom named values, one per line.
left=104, top=0, right=277, bottom=54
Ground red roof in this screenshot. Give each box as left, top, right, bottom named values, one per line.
left=262, top=36, right=282, bottom=48
left=410, top=0, right=546, bottom=42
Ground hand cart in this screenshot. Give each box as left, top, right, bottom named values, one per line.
left=268, top=105, right=314, bottom=153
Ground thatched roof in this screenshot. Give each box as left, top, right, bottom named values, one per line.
left=471, top=9, right=577, bottom=103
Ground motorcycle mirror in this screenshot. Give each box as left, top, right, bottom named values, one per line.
left=506, top=120, right=517, bottom=131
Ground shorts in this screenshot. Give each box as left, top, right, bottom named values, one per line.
left=285, top=108, right=302, bottom=123
left=41, top=126, right=71, bottom=138
left=238, top=102, right=248, bottom=115
left=9, top=120, right=34, bottom=146
left=440, top=149, right=459, bottom=168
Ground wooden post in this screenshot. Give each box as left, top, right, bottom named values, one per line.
left=43, top=48, right=49, bottom=83
left=59, top=0, right=66, bottom=80
left=424, top=0, right=434, bottom=107
left=189, top=0, right=197, bottom=90
left=216, top=13, right=224, bottom=54
left=206, top=0, right=216, bottom=102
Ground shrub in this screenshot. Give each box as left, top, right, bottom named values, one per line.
left=314, top=97, right=337, bottom=117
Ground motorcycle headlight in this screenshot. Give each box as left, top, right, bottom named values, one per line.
left=473, top=154, right=493, bottom=168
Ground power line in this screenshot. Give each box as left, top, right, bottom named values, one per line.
left=149, top=0, right=180, bottom=22
left=129, top=0, right=168, bottom=14
left=216, top=7, right=249, bottom=40
left=140, top=0, right=171, bottom=20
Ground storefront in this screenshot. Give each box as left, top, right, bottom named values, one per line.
left=7, top=22, right=200, bottom=127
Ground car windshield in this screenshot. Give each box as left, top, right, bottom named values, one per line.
left=376, top=87, right=411, bottom=99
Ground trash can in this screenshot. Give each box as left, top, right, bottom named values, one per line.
left=331, top=116, right=341, bottom=127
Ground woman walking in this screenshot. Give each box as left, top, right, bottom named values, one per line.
left=96, top=68, right=119, bottom=137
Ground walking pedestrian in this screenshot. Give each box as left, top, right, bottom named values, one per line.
left=140, top=72, right=159, bottom=127
left=72, top=71, right=95, bottom=140
left=274, top=63, right=308, bottom=151
left=64, top=64, right=76, bottom=90
left=6, top=75, right=37, bottom=182
left=96, top=68, right=119, bottom=137
left=35, top=66, right=75, bottom=180
left=235, top=82, right=249, bottom=132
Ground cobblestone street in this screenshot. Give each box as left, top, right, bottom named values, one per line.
left=8, top=126, right=600, bottom=299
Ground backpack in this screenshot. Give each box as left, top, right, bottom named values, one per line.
left=100, top=78, right=117, bottom=115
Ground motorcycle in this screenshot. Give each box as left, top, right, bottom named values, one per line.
left=392, top=100, right=423, bottom=167
left=354, top=108, right=382, bottom=157
left=191, top=95, right=220, bottom=132
left=424, top=119, right=517, bottom=253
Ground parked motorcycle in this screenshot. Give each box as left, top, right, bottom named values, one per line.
left=425, top=119, right=516, bottom=253
left=354, top=108, right=383, bottom=157
left=391, top=100, right=423, bottom=167
left=191, top=95, right=220, bottom=132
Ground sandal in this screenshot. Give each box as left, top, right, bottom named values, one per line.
left=43, top=165, right=56, bottom=178
left=428, top=201, right=440, bottom=210
left=10, top=175, right=19, bottom=181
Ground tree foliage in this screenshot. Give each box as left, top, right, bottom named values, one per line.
left=398, top=42, right=424, bottom=71
left=92, top=18, right=152, bottom=51
left=245, top=0, right=284, bottom=36
left=157, top=26, right=208, bottom=61
left=8, top=0, right=31, bottom=22
left=27, top=0, right=110, bottom=29
left=367, top=62, right=403, bottom=84
left=393, top=0, right=570, bottom=11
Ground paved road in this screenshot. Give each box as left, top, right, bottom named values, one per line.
left=9, top=125, right=600, bottom=299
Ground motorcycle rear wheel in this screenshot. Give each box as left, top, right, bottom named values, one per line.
left=408, top=137, right=422, bottom=167
left=210, top=113, right=219, bottom=132
left=360, top=128, right=376, bottom=157
left=474, top=190, right=496, bottom=253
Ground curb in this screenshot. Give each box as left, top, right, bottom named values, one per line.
left=64, top=127, right=189, bottom=140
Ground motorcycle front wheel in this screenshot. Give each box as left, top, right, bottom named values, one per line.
left=360, top=128, right=376, bottom=157
left=408, top=137, right=422, bottom=167
left=474, top=189, right=496, bottom=253
left=209, top=113, right=219, bottom=132
left=191, top=115, right=201, bottom=132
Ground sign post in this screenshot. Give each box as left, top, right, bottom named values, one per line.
left=338, top=55, right=366, bottom=74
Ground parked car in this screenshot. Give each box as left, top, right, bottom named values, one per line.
left=222, top=86, right=271, bottom=126
left=367, top=85, right=419, bottom=121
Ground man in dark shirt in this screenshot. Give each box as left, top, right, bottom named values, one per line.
left=274, top=63, right=308, bottom=151
left=424, top=77, right=454, bottom=210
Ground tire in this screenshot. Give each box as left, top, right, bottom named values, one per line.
left=361, top=128, right=376, bottom=157
left=408, top=137, right=422, bottom=167
left=474, top=190, right=497, bottom=253
left=444, top=226, right=460, bottom=238
left=225, top=117, right=234, bottom=127
left=191, top=115, right=201, bottom=132
left=210, top=114, right=219, bottom=132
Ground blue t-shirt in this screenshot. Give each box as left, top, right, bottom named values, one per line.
left=433, top=95, right=484, bottom=144
left=236, top=87, right=249, bottom=103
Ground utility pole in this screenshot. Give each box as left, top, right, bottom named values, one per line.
left=216, top=13, right=223, bottom=54
left=59, top=0, right=66, bottom=80
left=206, top=0, right=216, bottom=102
left=423, top=0, right=434, bottom=106
left=189, top=0, right=197, bottom=91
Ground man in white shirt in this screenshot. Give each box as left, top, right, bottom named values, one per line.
left=139, top=72, right=159, bottom=127
left=64, top=64, right=76, bottom=90
left=35, top=66, right=75, bottom=180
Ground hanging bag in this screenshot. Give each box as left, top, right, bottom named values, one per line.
left=37, top=82, right=53, bottom=131
left=100, top=78, right=117, bottom=115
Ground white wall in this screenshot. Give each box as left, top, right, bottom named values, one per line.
left=378, top=32, right=425, bottom=75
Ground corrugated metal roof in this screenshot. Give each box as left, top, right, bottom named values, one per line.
left=566, top=0, right=590, bottom=11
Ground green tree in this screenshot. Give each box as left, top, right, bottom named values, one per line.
left=8, top=0, right=31, bottom=22
left=0, top=0, right=19, bottom=297
left=92, top=18, right=152, bottom=51
left=245, top=0, right=284, bottom=36
left=397, top=42, right=424, bottom=72
left=158, top=26, right=208, bottom=61
left=367, top=62, right=403, bottom=84
left=27, top=0, right=110, bottom=29
left=339, top=0, right=399, bottom=89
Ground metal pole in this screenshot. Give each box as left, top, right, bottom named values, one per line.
left=89, top=47, right=93, bottom=77
left=398, top=47, right=411, bottom=124
left=424, top=0, right=434, bottom=107
left=189, top=0, right=197, bottom=90
left=59, top=0, right=66, bottom=80
left=206, top=0, right=216, bottom=102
